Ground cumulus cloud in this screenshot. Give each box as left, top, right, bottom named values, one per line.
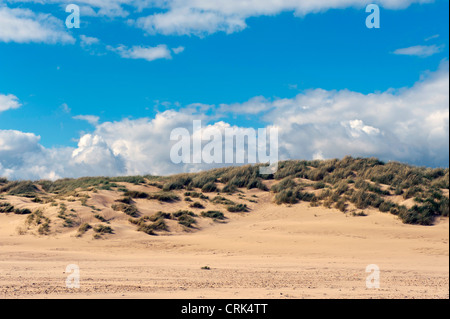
left=79, top=34, right=100, bottom=46
left=0, top=94, right=21, bottom=113
left=172, top=46, right=185, bottom=55
left=73, top=114, right=100, bottom=125
left=5, top=0, right=131, bottom=17
left=219, top=96, right=272, bottom=115
left=6, top=0, right=433, bottom=36
left=71, top=134, right=126, bottom=177
left=0, top=6, right=75, bottom=44
left=261, top=61, right=449, bottom=167
left=108, top=44, right=182, bottom=62
left=0, top=129, right=125, bottom=180
left=393, top=45, right=444, bottom=57
left=133, top=0, right=433, bottom=36
left=1, top=62, right=448, bottom=180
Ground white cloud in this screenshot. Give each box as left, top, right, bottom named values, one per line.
left=344, top=120, right=381, bottom=138
left=6, top=0, right=433, bottom=36
left=0, top=6, right=75, bottom=44
left=425, top=34, right=440, bottom=41
left=135, top=6, right=247, bottom=36
left=393, top=45, right=444, bottom=57
left=0, top=129, right=125, bottom=180
left=0, top=94, right=21, bottom=113
left=133, top=0, right=433, bottom=36
left=80, top=35, right=100, bottom=46
left=219, top=96, right=272, bottom=115
left=61, top=103, right=71, bottom=113
left=5, top=0, right=131, bottom=17
left=261, top=61, right=449, bottom=167
left=1, top=62, right=448, bottom=180
left=71, top=134, right=126, bottom=176
left=108, top=44, right=181, bottom=61
left=73, top=114, right=100, bottom=125
left=172, top=46, right=185, bottom=55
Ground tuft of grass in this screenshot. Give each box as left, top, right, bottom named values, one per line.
left=0, top=203, right=32, bottom=215
left=226, top=204, right=249, bottom=213
left=352, top=211, right=367, bottom=217
left=201, top=182, right=219, bottom=193
left=1, top=181, right=39, bottom=197
left=111, top=203, right=139, bottom=217
left=129, top=214, right=169, bottom=235
left=115, top=196, right=133, bottom=204
left=171, top=210, right=197, bottom=228
left=271, top=178, right=297, bottom=193
left=94, top=214, right=107, bottom=222
left=0, top=202, right=15, bottom=213
left=211, top=196, right=235, bottom=206
left=274, top=189, right=299, bottom=205
left=189, top=201, right=205, bottom=209
left=26, top=210, right=51, bottom=235
left=201, top=211, right=225, bottom=220
left=14, top=208, right=33, bottom=215
left=184, top=192, right=209, bottom=200
left=77, top=223, right=92, bottom=234
left=335, top=199, right=348, bottom=213
left=93, top=225, right=113, bottom=234
left=38, top=222, right=50, bottom=235
left=148, top=192, right=180, bottom=202
left=124, top=190, right=150, bottom=199
left=172, top=210, right=196, bottom=218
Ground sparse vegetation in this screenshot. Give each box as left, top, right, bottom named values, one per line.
left=201, top=182, right=219, bottom=193
left=57, top=203, right=78, bottom=228
left=227, top=204, right=249, bottom=213
left=111, top=203, right=139, bottom=217
left=115, top=196, right=133, bottom=204
left=93, top=225, right=113, bottom=234
left=1, top=157, right=448, bottom=226
left=0, top=181, right=39, bottom=197
left=77, top=223, right=92, bottom=237
left=0, top=202, right=15, bottom=213
left=184, top=192, right=209, bottom=200
left=211, top=196, right=235, bottom=206
left=26, top=210, right=51, bottom=235
left=124, top=190, right=150, bottom=199
left=352, top=211, right=367, bottom=217
left=201, top=211, right=225, bottom=220
left=0, top=202, right=32, bottom=215
left=148, top=192, right=180, bottom=202
left=129, top=213, right=169, bottom=235
left=190, top=201, right=205, bottom=209
left=171, top=210, right=197, bottom=228
left=94, top=214, right=107, bottom=222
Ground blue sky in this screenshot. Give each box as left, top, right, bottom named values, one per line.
left=0, top=0, right=449, bottom=179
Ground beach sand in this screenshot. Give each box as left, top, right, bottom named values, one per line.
left=0, top=187, right=448, bottom=299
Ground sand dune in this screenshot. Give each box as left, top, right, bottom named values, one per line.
left=0, top=185, right=448, bottom=299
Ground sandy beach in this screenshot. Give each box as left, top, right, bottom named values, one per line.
left=1, top=187, right=448, bottom=299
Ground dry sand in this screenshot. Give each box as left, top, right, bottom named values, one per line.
left=0, top=187, right=448, bottom=299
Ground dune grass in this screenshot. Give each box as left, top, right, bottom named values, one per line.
left=1, top=156, right=448, bottom=225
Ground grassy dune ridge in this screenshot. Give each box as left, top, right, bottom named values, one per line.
left=0, top=157, right=448, bottom=239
